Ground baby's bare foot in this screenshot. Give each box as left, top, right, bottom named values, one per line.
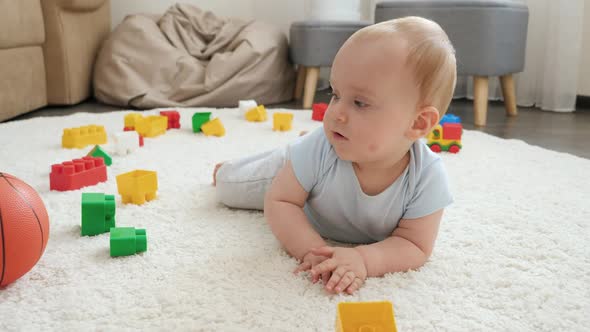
left=212, top=162, right=224, bottom=186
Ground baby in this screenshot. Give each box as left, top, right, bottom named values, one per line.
left=213, top=16, right=456, bottom=294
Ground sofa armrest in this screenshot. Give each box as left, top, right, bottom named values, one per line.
left=52, top=0, right=107, bottom=12
left=42, top=0, right=111, bottom=105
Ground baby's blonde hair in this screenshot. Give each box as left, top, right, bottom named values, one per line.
left=354, top=17, right=457, bottom=116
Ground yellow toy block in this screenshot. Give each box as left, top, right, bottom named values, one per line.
left=336, top=301, right=397, bottom=332
left=124, top=113, right=143, bottom=130
left=201, top=118, right=225, bottom=137
left=245, top=105, right=267, bottom=122
left=62, top=125, right=107, bottom=149
left=273, top=112, right=294, bottom=131
left=116, top=170, right=158, bottom=205
left=135, top=115, right=167, bottom=138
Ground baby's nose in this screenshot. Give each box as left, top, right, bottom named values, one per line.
left=332, top=107, right=348, bottom=123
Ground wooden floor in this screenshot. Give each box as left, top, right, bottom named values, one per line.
left=6, top=91, right=590, bottom=159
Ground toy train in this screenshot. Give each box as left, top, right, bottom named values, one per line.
left=426, top=114, right=463, bottom=153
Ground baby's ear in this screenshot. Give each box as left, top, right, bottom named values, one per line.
left=407, top=106, right=440, bottom=140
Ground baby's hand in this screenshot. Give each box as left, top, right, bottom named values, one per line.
left=310, top=246, right=367, bottom=295
left=294, top=252, right=332, bottom=285
left=293, top=252, right=332, bottom=285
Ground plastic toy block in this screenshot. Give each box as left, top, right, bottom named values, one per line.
left=160, top=110, right=181, bottom=129
left=192, top=112, right=212, bottom=133
left=124, top=113, right=143, bottom=130
left=116, top=170, right=158, bottom=205
left=110, top=227, right=147, bottom=257
left=273, top=112, right=294, bottom=131
left=87, top=145, right=112, bottom=166
left=50, top=157, right=107, bottom=191
left=245, top=105, right=267, bottom=122
left=62, top=125, right=107, bottom=149
left=113, top=131, right=142, bottom=155
left=239, top=100, right=257, bottom=118
left=201, top=118, right=225, bottom=137
left=81, top=193, right=116, bottom=236
left=135, top=115, right=167, bottom=138
left=336, top=301, right=397, bottom=332
left=427, top=123, right=463, bottom=153
left=439, top=114, right=461, bottom=125
left=312, top=103, right=328, bottom=121
left=443, top=123, right=463, bottom=140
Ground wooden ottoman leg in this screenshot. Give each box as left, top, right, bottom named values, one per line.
left=294, top=65, right=306, bottom=100
left=303, top=66, right=320, bottom=109
left=473, top=76, right=489, bottom=127
left=500, top=74, right=518, bottom=116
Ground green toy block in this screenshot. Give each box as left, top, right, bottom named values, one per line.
left=87, top=145, right=112, bottom=166
left=192, top=112, right=212, bottom=133
left=81, top=193, right=116, bottom=236
left=110, top=227, right=147, bottom=257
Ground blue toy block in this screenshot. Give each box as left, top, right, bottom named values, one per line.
left=440, top=114, right=461, bottom=124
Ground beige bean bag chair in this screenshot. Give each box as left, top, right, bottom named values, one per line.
left=94, top=4, right=294, bottom=108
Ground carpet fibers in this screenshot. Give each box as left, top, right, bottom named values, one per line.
left=0, top=108, right=588, bottom=331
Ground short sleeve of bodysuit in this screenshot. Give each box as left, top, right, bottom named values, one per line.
left=287, top=127, right=337, bottom=192
left=402, top=147, right=454, bottom=220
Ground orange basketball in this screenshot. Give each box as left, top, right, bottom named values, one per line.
left=0, top=173, right=50, bottom=287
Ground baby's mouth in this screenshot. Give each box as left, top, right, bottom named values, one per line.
left=332, top=131, right=348, bottom=141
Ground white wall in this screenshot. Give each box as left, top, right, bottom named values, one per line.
left=110, top=0, right=374, bottom=88
left=111, top=1, right=588, bottom=96
left=111, top=0, right=374, bottom=38
left=578, top=2, right=590, bottom=96
left=111, top=0, right=305, bottom=37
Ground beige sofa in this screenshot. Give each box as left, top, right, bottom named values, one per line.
left=0, top=0, right=111, bottom=122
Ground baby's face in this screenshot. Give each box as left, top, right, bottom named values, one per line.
left=323, top=35, right=420, bottom=164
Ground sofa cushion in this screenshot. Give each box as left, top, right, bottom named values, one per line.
left=54, top=0, right=108, bottom=12
left=0, top=0, right=45, bottom=49
left=0, top=47, right=47, bottom=122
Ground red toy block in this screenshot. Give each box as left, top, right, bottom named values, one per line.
left=50, top=156, right=107, bottom=191
left=124, top=127, right=134, bottom=131
left=442, top=123, right=462, bottom=140
left=312, top=103, right=328, bottom=121
left=139, top=135, right=144, bottom=147
left=160, top=110, right=181, bottom=129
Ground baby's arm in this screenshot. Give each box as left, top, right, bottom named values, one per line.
left=355, top=209, right=444, bottom=277
left=264, top=160, right=326, bottom=260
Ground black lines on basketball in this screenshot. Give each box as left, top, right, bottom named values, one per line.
left=0, top=196, right=6, bottom=286
left=1, top=174, right=45, bottom=258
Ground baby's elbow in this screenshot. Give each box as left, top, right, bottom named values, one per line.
left=411, top=248, right=433, bottom=270
left=413, top=254, right=429, bottom=270
left=403, top=237, right=434, bottom=269
left=422, top=246, right=434, bottom=261
left=400, top=243, right=431, bottom=271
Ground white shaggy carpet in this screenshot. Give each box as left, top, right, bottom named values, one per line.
left=0, top=108, right=588, bottom=331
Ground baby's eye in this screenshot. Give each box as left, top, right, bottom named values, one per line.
left=354, top=100, right=368, bottom=108
left=330, top=93, right=340, bottom=101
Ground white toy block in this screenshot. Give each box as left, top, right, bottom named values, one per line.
left=113, top=131, right=140, bottom=155
left=239, top=100, right=257, bottom=118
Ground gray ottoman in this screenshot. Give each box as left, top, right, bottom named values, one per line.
left=289, top=21, right=371, bottom=109
left=376, top=0, right=529, bottom=126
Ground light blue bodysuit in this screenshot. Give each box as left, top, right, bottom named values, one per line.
left=215, top=126, right=453, bottom=244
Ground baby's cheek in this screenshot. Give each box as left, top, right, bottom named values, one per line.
left=368, top=143, right=378, bottom=153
